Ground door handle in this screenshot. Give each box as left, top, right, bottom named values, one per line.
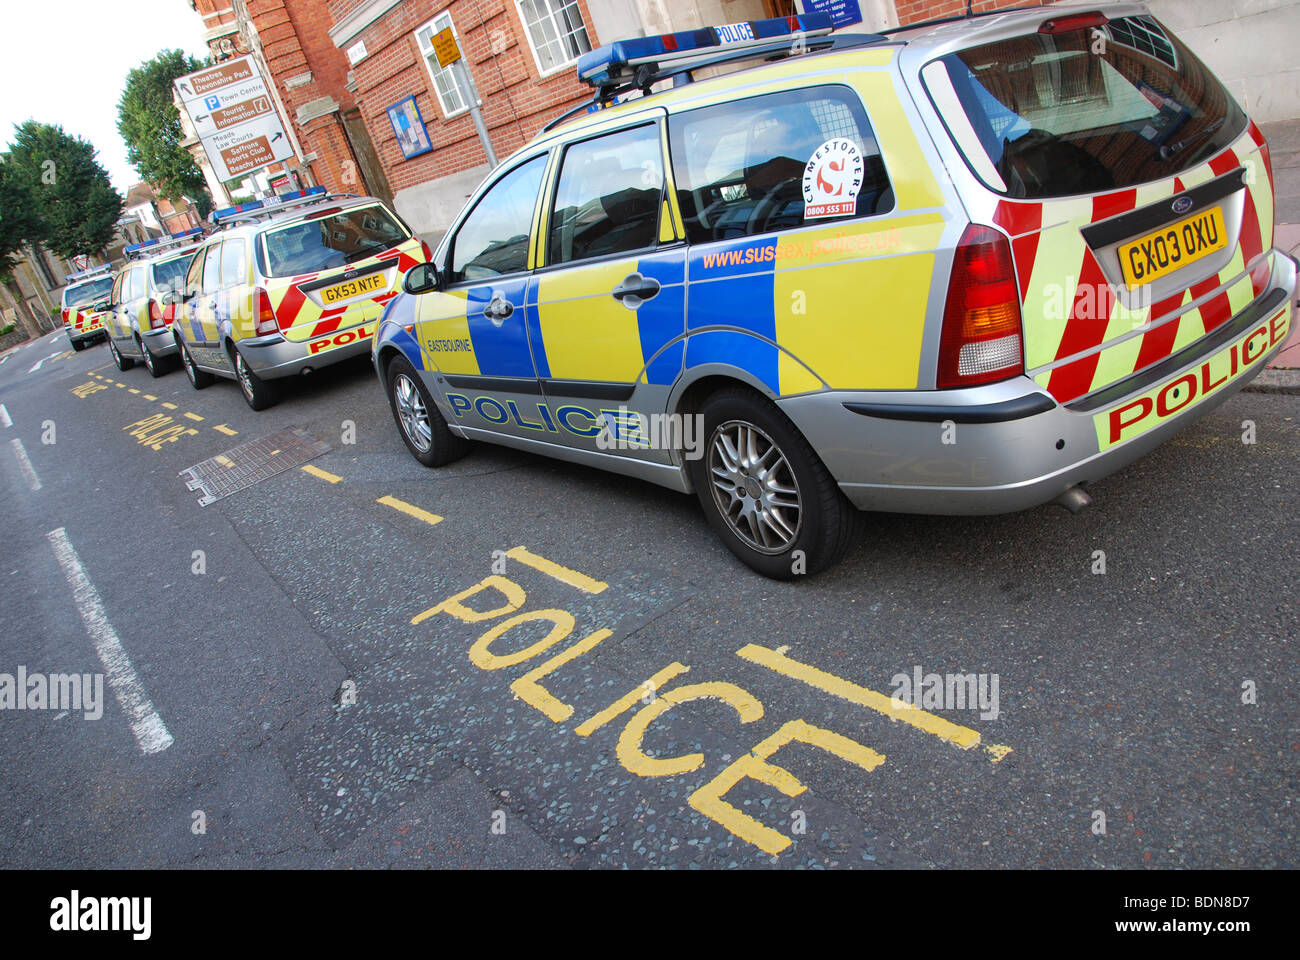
left=484, top=293, right=514, bottom=324
left=611, top=273, right=660, bottom=309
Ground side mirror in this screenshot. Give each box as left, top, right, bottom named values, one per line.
left=403, top=262, right=441, bottom=295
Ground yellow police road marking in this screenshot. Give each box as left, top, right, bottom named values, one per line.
left=213, top=424, right=238, bottom=436
left=183, top=412, right=204, bottom=422
left=300, top=464, right=341, bottom=484
left=737, top=643, right=1011, bottom=761
left=377, top=495, right=443, bottom=526
left=574, top=663, right=690, bottom=737
left=506, top=546, right=607, bottom=594
left=70, top=381, right=108, bottom=398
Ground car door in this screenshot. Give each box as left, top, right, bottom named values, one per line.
left=108, top=270, right=130, bottom=345
left=178, top=245, right=207, bottom=349
left=416, top=153, right=549, bottom=441
left=193, top=240, right=226, bottom=366
left=530, top=117, right=686, bottom=462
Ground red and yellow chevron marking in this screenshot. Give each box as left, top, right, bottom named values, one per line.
left=258, top=238, right=426, bottom=346
left=66, top=307, right=107, bottom=334
left=998, top=126, right=1277, bottom=405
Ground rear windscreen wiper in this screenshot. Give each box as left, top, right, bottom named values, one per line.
left=1159, top=118, right=1226, bottom=161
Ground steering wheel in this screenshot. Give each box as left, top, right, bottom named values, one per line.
left=746, top=178, right=804, bottom=236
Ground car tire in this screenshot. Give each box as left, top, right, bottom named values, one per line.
left=138, top=338, right=166, bottom=378
left=70, top=338, right=84, bottom=352
left=233, top=346, right=277, bottom=411
left=687, top=386, right=863, bottom=579
left=109, top=337, right=134, bottom=371
left=386, top=354, right=469, bottom=467
left=179, top=338, right=214, bottom=389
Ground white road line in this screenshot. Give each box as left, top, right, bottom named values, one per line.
left=10, top=438, right=40, bottom=491
left=0, top=404, right=11, bottom=428
left=28, top=351, right=60, bottom=374
left=46, top=528, right=174, bottom=755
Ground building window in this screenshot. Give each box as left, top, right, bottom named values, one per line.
left=415, top=13, right=474, bottom=117
left=515, top=0, right=591, bottom=77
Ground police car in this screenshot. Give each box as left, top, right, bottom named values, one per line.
left=60, top=265, right=115, bottom=351
left=174, top=187, right=431, bottom=410
left=105, top=227, right=206, bottom=377
left=373, top=4, right=1294, bottom=578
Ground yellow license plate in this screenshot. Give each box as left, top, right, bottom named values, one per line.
left=1119, top=206, right=1228, bottom=287
left=320, top=273, right=386, bottom=304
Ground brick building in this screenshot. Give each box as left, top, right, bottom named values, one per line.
left=185, top=0, right=390, bottom=202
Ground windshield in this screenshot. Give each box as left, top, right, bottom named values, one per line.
left=64, top=277, right=113, bottom=308
left=152, top=253, right=195, bottom=295
left=925, top=15, right=1247, bottom=198
left=260, top=204, right=410, bottom=278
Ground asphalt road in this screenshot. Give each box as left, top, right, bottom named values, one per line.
left=0, top=328, right=1295, bottom=869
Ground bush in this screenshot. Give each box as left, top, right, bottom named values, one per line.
left=0, top=323, right=14, bottom=336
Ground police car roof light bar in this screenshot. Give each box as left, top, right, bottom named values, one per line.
left=209, top=185, right=331, bottom=226
left=63, top=262, right=114, bottom=285
left=575, top=13, right=837, bottom=89
left=124, top=226, right=206, bottom=259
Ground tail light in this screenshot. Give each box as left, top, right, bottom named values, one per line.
left=1039, top=11, right=1108, bottom=34
left=937, top=224, right=1024, bottom=389
left=254, top=287, right=279, bottom=336
left=61, top=308, right=69, bottom=326
left=148, top=299, right=164, bottom=330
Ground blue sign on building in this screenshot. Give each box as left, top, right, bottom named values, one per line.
left=802, top=0, right=863, bottom=29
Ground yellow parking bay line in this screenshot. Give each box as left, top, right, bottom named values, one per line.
left=161, top=402, right=178, bottom=410
left=377, top=495, right=442, bottom=526
left=128, top=388, right=140, bottom=394
left=143, top=394, right=157, bottom=401
left=505, top=546, right=608, bottom=594
left=300, top=464, right=341, bottom=484
left=213, top=424, right=238, bottom=436
left=736, top=644, right=1011, bottom=761
left=183, top=412, right=204, bottom=422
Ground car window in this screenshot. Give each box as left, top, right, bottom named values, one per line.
left=668, top=85, right=892, bottom=244
left=221, top=238, right=247, bottom=287
left=261, top=204, right=409, bottom=278
left=153, top=254, right=192, bottom=296
left=64, top=277, right=114, bottom=308
left=200, top=243, right=223, bottom=295
left=547, top=124, right=663, bottom=266
left=449, top=155, right=547, bottom=284
left=129, top=267, right=147, bottom=302
left=184, top=248, right=206, bottom=299
left=110, top=273, right=125, bottom=307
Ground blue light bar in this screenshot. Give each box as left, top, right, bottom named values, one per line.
left=209, top=186, right=328, bottom=225
left=576, top=13, right=835, bottom=88
left=123, top=226, right=207, bottom=258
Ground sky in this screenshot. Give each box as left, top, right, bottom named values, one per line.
left=0, top=0, right=210, bottom=193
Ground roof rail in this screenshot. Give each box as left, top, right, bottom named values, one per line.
left=543, top=24, right=885, bottom=134
left=209, top=186, right=355, bottom=227
left=124, top=226, right=206, bottom=260
left=879, top=3, right=1045, bottom=35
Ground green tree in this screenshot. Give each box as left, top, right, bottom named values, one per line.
left=0, top=152, right=42, bottom=273
left=117, top=50, right=211, bottom=204
left=5, top=121, right=122, bottom=259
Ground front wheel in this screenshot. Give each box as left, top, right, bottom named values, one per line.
left=687, top=387, right=863, bottom=579
left=386, top=354, right=469, bottom=467
left=108, top=338, right=134, bottom=371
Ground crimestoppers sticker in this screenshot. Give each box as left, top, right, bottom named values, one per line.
left=802, top=139, right=864, bottom=220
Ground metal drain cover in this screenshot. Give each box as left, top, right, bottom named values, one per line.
left=180, top=427, right=331, bottom=506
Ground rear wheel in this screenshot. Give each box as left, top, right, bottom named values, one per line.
left=386, top=354, right=469, bottom=467
left=138, top=338, right=166, bottom=378
left=233, top=346, right=277, bottom=411
left=108, top=337, right=134, bottom=371
left=687, top=387, right=863, bottom=579
left=179, top=338, right=214, bottom=389
left=70, top=338, right=85, bottom=352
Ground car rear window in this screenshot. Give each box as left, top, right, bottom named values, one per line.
left=63, top=277, right=113, bottom=308
left=924, top=15, right=1247, bottom=199
left=260, top=204, right=410, bottom=278
left=152, top=253, right=194, bottom=295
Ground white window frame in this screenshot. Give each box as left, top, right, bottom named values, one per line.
left=513, top=0, right=592, bottom=79
left=415, top=12, right=474, bottom=120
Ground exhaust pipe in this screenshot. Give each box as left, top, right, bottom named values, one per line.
left=1054, top=485, right=1092, bottom=514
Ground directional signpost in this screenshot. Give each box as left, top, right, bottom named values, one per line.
left=174, top=56, right=295, bottom=184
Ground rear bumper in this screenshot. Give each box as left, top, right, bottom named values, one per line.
left=68, top=325, right=106, bottom=344
left=235, top=328, right=373, bottom=380
left=779, top=252, right=1297, bottom=516
left=140, top=326, right=179, bottom=357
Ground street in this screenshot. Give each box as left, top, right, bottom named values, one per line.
left=1, top=329, right=1295, bottom=870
